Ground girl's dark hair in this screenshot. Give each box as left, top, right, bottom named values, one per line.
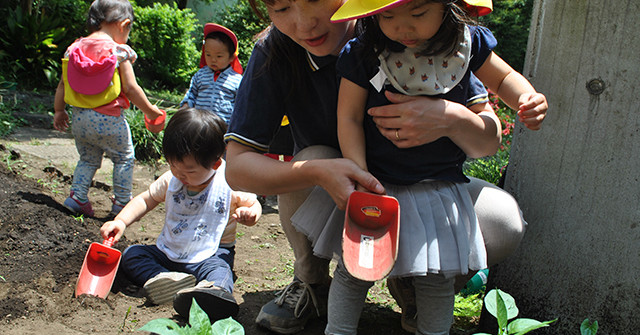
left=206, top=31, right=237, bottom=56
left=162, top=108, right=228, bottom=168
left=86, top=0, right=135, bottom=33
left=357, top=0, right=477, bottom=61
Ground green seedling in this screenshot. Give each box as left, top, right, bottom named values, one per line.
left=138, top=298, right=244, bottom=334
left=121, top=306, right=132, bottom=332
left=4, top=156, right=25, bottom=172
left=73, top=214, right=85, bottom=223
left=474, top=289, right=556, bottom=335
left=0, top=275, right=6, bottom=282
left=580, top=318, right=598, bottom=335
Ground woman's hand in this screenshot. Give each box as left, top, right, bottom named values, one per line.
left=226, top=143, right=384, bottom=210
left=309, top=158, right=385, bottom=210
left=367, top=91, right=500, bottom=157
left=367, top=91, right=453, bottom=148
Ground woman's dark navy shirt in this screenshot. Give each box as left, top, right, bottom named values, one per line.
left=225, top=38, right=341, bottom=154
left=226, top=28, right=492, bottom=185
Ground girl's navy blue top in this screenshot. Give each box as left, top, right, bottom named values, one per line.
left=336, top=25, right=497, bottom=185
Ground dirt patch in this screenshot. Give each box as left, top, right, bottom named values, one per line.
left=0, top=139, right=421, bottom=335
left=0, top=127, right=482, bottom=334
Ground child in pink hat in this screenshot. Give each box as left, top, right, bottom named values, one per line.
left=180, top=23, right=243, bottom=124
left=53, top=0, right=165, bottom=217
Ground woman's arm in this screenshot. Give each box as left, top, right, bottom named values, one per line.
left=225, top=142, right=384, bottom=210
left=367, top=91, right=501, bottom=158
left=337, top=78, right=369, bottom=171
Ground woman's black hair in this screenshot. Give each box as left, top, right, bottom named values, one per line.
left=162, top=108, right=228, bottom=168
left=259, top=26, right=307, bottom=92
left=357, top=0, right=477, bottom=63
left=206, top=31, right=237, bottom=56
left=86, top=0, right=135, bottom=33
left=246, top=0, right=310, bottom=94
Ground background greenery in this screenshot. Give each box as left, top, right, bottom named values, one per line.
left=0, top=0, right=532, bottom=175
left=0, top=2, right=534, bottom=331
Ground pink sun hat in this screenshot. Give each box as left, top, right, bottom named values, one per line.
left=331, top=0, right=493, bottom=23
left=66, top=47, right=118, bottom=95
left=200, top=23, right=243, bottom=75
left=342, top=191, right=400, bottom=281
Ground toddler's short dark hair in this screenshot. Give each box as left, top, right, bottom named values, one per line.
left=162, top=108, right=227, bottom=168
left=87, top=0, right=135, bottom=33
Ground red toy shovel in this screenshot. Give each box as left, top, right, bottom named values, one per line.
left=75, top=236, right=121, bottom=298
left=342, top=191, right=400, bottom=281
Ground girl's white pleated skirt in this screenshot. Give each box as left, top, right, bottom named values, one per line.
left=291, top=180, right=487, bottom=278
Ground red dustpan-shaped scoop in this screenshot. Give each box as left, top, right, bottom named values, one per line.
left=343, top=191, right=400, bottom=281
left=75, top=236, right=121, bottom=298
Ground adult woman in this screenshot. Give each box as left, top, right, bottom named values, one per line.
left=224, top=0, right=544, bottom=333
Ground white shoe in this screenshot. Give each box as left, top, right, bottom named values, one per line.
left=143, top=272, right=196, bottom=305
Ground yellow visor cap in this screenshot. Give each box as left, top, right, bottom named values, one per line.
left=331, top=0, right=492, bottom=23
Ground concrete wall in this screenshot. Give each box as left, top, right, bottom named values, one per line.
left=491, top=0, right=640, bottom=333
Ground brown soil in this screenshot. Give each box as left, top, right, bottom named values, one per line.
left=0, top=135, right=413, bottom=335
left=0, top=124, right=479, bottom=334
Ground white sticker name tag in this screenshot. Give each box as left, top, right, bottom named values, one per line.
left=358, top=234, right=375, bottom=269
left=370, top=68, right=387, bottom=93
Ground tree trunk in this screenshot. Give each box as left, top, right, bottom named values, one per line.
left=482, top=0, right=640, bottom=334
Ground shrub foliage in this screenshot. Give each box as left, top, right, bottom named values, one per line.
left=0, top=0, right=89, bottom=89
left=478, top=0, right=534, bottom=72
left=129, top=3, right=200, bottom=91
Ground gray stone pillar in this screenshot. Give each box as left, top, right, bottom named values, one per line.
left=490, top=0, right=640, bottom=334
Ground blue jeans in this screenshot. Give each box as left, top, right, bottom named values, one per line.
left=120, top=244, right=236, bottom=293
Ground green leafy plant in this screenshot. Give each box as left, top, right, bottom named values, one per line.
left=138, top=298, right=244, bottom=334
left=478, top=0, right=534, bottom=72
left=580, top=318, right=598, bottom=335
left=464, top=92, right=515, bottom=185
left=215, top=0, right=270, bottom=67
left=0, top=102, right=24, bottom=136
left=475, top=289, right=556, bottom=335
left=0, top=5, right=73, bottom=88
left=129, top=3, right=199, bottom=91
left=454, top=293, right=484, bottom=331
left=125, top=108, right=166, bottom=163
left=72, top=214, right=84, bottom=224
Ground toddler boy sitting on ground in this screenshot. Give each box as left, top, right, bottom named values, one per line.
left=100, top=107, right=261, bottom=322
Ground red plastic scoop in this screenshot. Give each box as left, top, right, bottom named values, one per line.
left=75, top=236, right=121, bottom=298
left=342, top=191, right=400, bottom=281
